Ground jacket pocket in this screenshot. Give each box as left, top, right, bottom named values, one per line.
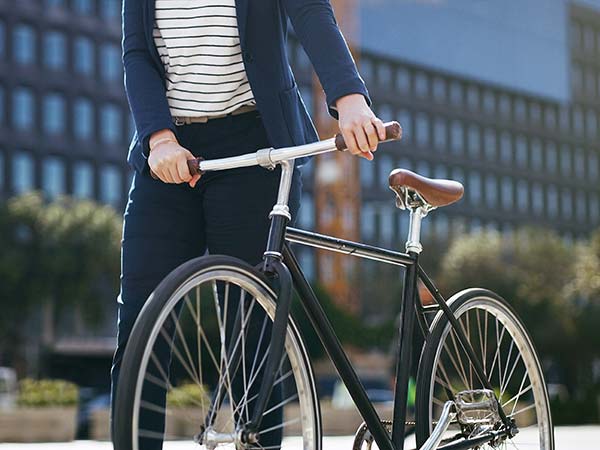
left=279, top=81, right=305, bottom=146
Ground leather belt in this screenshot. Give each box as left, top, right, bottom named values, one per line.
left=173, top=104, right=258, bottom=125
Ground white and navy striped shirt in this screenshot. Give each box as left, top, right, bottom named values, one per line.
left=153, top=0, right=256, bottom=117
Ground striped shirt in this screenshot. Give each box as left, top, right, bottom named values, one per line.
left=153, top=0, right=256, bottom=118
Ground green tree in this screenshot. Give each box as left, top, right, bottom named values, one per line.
left=0, top=192, right=122, bottom=372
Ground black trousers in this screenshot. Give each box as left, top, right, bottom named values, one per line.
left=109, top=109, right=302, bottom=449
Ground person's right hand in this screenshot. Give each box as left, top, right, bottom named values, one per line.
left=148, top=130, right=201, bottom=188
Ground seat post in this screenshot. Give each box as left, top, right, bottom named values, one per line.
left=406, top=206, right=426, bottom=254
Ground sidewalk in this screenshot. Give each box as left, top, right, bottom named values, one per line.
left=1, top=426, right=598, bottom=449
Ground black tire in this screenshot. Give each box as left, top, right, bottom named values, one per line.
left=113, top=255, right=321, bottom=450
left=415, top=288, right=554, bottom=449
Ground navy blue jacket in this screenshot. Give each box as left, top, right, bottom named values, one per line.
left=122, top=0, right=372, bottom=174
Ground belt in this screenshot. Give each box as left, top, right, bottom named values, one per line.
left=173, top=104, right=258, bottom=125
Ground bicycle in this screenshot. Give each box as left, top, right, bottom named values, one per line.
left=114, top=120, right=554, bottom=450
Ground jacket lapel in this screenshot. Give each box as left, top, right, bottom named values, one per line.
left=235, top=0, right=249, bottom=48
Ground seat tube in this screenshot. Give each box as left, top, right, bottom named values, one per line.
left=262, top=159, right=295, bottom=272
left=391, top=206, right=425, bottom=447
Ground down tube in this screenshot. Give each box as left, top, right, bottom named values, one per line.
left=282, top=243, right=395, bottom=450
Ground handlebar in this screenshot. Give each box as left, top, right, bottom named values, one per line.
left=150, top=121, right=401, bottom=179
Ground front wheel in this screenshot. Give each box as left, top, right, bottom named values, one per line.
left=415, top=288, right=554, bottom=449
left=113, top=255, right=321, bottom=450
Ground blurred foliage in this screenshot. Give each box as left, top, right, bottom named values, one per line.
left=166, top=382, right=211, bottom=408
left=0, top=192, right=122, bottom=370
left=438, top=226, right=600, bottom=424
left=16, top=378, right=79, bottom=407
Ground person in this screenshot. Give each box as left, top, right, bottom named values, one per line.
left=110, top=0, right=387, bottom=448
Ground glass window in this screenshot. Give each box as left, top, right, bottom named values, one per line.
left=588, top=153, right=598, bottom=180
left=501, top=176, right=513, bottom=210
left=44, top=31, right=66, bottom=70
left=587, top=109, right=598, bottom=139
left=545, top=141, right=558, bottom=173
left=74, top=36, right=94, bottom=75
left=561, top=188, right=572, bottom=219
left=415, top=113, right=429, bottom=147
left=416, top=160, right=430, bottom=178
left=574, top=148, right=585, bottom=178
left=12, top=151, right=34, bottom=194
left=398, top=110, right=412, bottom=144
left=573, top=107, right=584, bottom=136
left=360, top=157, right=375, bottom=187
left=361, top=203, right=376, bottom=240
left=42, top=156, right=65, bottom=198
left=468, top=171, right=481, bottom=205
left=101, top=0, right=120, bottom=19
left=498, top=94, right=511, bottom=117
left=43, top=93, right=66, bottom=135
left=451, top=166, right=465, bottom=184
left=414, top=72, right=428, bottom=98
left=547, top=185, right=558, bottom=218
left=73, top=97, right=94, bottom=140
left=544, top=106, right=557, bottom=130
left=434, top=213, right=449, bottom=240
left=13, top=24, right=36, bottom=65
left=433, top=117, right=446, bottom=150
left=450, top=120, right=464, bottom=154
left=483, top=128, right=496, bottom=161
left=589, top=193, right=599, bottom=224
left=576, top=191, right=587, bottom=221
left=532, top=183, right=543, bottom=216
left=0, top=86, right=5, bottom=125
left=376, top=104, right=393, bottom=122
left=13, top=87, right=35, bottom=130
left=396, top=69, right=410, bottom=93
left=299, top=194, right=314, bottom=228
left=485, top=174, right=497, bottom=207
left=379, top=207, right=394, bottom=245
left=432, top=77, right=446, bottom=102
left=449, top=81, right=463, bottom=106
left=516, top=180, right=528, bottom=212
left=0, top=151, right=4, bottom=189
left=47, top=0, right=66, bottom=6
left=529, top=102, right=542, bottom=124
left=466, top=85, right=479, bottom=110
left=100, top=43, right=121, bottom=81
left=560, top=145, right=572, bottom=176
left=467, top=124, right=480, bottom=157
left=378, top=154, right=393, bottom=189
left=514, top=99, right=526, bottom=122
left=500, top=132, right=512, bottom=164
left=530, top=138, right=543, bottom=171
left=515, top=135, right=528, bottom=168
left=100, top=104, right=122, bottom=143
left=73, top=161, right=93, bottom=198
left=376, top=63, right=392, bottom=87
left=483, top=90, right=495, bottom=114
left=0, top=21, right=5, bottom=59
left=100, top=164, right=122, bottom=207
left=434, top=164, right=447, bottom=179
left=73, top=0, right=95, bottom=14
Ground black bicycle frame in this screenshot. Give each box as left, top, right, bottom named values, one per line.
left=247, top=218, right=513, bottom=450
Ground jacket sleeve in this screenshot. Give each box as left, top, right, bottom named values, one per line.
left=281, top=0, right=372, bottom=120
left=122, top=0, right=176, bottom=159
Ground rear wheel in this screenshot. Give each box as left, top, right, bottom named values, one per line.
left=415, top=289, right=554, bottom=449
left=114, top=255, right=321, bottom=450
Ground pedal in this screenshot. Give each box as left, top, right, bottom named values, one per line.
left=454, top=389, right=500, bottom=426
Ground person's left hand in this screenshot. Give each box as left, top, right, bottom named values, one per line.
left=335, top=93, right=386, bottom=160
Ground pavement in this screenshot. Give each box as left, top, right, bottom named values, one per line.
left=0, top=426, right=598, bottom=449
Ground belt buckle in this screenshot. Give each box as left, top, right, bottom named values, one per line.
left=174, top=117, right=186, bottom=126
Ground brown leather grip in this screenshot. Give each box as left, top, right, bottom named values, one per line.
left=150, top=158, right=203, bottom=180
left=334, top=120, right=402, bottom=151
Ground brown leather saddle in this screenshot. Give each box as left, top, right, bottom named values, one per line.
left=388, top=168, right=464, bottom=210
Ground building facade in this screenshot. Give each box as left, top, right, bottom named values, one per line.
left=2, top=0, right=600, bottom=380
left=0, top=0, right=132, bottom=210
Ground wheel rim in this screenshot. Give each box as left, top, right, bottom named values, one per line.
left=426, top=296, right=553, bottom=449
left=130, top=266, right=318, bottom=450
